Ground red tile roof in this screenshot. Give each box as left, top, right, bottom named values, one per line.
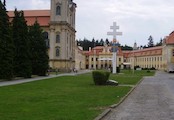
left=8, top=10, right=50, bottom=26
left=8, top=10, right=50, bottom=17
left=85, top=46, right=123, bottom=56
left=165, top=31, right=174, bottom=44
left=125, top=46, right=163, bottom=57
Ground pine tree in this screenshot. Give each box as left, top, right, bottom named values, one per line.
left=0, top=0, right=14, bottom=80
left=99, top=39, right=104, bottom=46
left=29, top=21, right=49, bottom=76
left=105, top=38, right=109, bottom=45
left=12, top=9, right=32, bottom=78
left=156, top=38, right=163, bottom=46
left=147, top=35, right=154, bottom=48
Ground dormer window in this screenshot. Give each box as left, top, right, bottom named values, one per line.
left=56, top=5, right=61, bottom=15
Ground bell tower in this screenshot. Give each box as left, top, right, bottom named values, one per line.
left=49, top=0, right=77, bottom=71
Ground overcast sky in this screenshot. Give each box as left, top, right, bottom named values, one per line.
left=6, top=0, right=174, bottom=46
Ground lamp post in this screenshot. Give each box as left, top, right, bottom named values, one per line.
left=93, top=48, right=96, bottom=70
left=133, top=42, right=137, bottom=74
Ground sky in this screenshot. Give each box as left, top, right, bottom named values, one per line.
left=6, top=0, right=174, bottom=46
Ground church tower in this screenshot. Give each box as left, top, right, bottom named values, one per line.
left=49, top=0, right=76, bottom=71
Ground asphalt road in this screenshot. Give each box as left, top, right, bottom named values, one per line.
left=102, top=71, right=174, bottom=120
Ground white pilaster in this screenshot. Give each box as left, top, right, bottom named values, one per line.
left=61, top=29, right=66, bottom=59
left=49, top=27, right=55, bottom=59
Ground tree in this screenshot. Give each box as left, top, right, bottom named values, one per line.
left=12, top=9, right=32, bottom=78
left=29, top=21, right=49, bottom=76
left=121, top=45, right=133, bottom=50
left=0, top=0, right=14, bottom=80
left=91, top=38, right=95, bottom=48
left=95, top=40, right=99, bottom=46
left=81, top=38, right=91, bottom=51
left=99, top=39, right=104, bottom=46
left=147, top=35, right=154, bottom=48
left=105, top=38, right=110, bottom=45
left=156, top=38, right=163, bottom=46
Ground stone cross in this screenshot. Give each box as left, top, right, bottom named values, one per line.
left=107, top=22, right=122, bottom=40
left=107, top=22, right=122, bottom=74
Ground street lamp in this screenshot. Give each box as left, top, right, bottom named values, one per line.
left=133, top=42, right=137, bottom=74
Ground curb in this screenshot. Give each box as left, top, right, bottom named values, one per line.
left=94, top=109, right=111, bottom=120
left=94, top=77, right=145, bottom=120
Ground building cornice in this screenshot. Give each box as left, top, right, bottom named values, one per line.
left=49, top=21, right=76, bottom=32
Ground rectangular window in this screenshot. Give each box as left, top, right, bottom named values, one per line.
left=56, top=47, right=60, bottom=57
left=56, top=34, right=60, bottom=43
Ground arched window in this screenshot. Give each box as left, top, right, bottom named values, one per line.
left=43, top=32, right=48, bottom=39
left=56, top=47, right=60, bottom=57
left=42, top=32, right=49, bottom=48
left=56, top=5, right=61, bottom=15
left=56, top=34, right=60, bottom=43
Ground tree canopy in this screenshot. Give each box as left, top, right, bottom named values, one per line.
left=147, top=35, right=154, bottom=48
left=0, top=0, right=14, bottom=79
left=29, top=21, right=49, bottom=76
left=12, top=9, right=32, bottom=78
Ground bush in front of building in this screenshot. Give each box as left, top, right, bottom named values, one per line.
left=92, top=70, right=110, bottom=85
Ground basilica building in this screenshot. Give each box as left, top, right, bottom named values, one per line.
left=8, top=0, right=77, bottom=71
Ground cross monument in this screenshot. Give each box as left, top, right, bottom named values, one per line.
left=107, top=22, right=122, bottom=74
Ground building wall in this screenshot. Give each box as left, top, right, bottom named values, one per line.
left=86, top=46, right=123, bottom=70
left=162, top=44, right=174, bottom=71
left=49, top=0, right=76, bottom=70
left=75, top=46, right=86, bottom=70
left=84, top=45, right=169, bottom=70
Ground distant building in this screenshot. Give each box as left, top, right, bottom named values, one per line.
left=83, top=31, right=174, bottom=72
left=75, top=45, right=86, bottom=70
left=8, top=0, right=77, bottom=71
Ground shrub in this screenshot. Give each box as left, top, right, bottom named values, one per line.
left=92, top=70, right=110, bottom=85
left=105, top=71, right=110, bottom=80
left=150, top=67, right=156, bottom=70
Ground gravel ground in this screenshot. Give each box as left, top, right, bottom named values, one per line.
left=102, top=71, right=174, bottom=120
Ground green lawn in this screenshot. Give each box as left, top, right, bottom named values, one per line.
left=0, top=70, right=155, bottom=120
left=110, top=70, right=155, bottom=85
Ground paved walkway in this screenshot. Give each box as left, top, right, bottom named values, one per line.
left=0, top=70, right=91, bottom=87
left=102, top=71, right=174, bottom=120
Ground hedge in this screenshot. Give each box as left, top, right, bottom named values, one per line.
left=92, top=70, right=110, bottom=85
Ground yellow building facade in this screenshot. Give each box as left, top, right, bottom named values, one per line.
left=82, top=31, right=174, bottom=71
left=8, top=0, right=77, bottom=72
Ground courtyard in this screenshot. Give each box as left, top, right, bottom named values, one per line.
left=0, top=70, right=154, bottom=120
